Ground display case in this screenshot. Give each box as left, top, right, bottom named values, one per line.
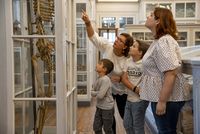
left=178, top=32, right=187, bottom=47
left=195, top=31, right=200, bottom=45
left=75, top=1, right=96, bottom=103
left=125, top=24, right=200, bottom=47
left=1, top=0, right=77, bottom=133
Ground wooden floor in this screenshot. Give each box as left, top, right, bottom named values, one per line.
left=77, top=97, right=125, bottom=134
left=77, top=97, right=152, bottom=134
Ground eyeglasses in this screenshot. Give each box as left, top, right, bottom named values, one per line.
left=116, top=36, right=125, bottom=44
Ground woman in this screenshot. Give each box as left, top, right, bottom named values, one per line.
left=140, top=7, right=190, bottom=134
left=82, top=10, right=133, bottom=134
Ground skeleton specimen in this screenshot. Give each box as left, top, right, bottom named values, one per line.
left=32, top=0, right=55, bottom=133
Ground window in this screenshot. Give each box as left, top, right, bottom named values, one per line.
left=175, top=2, right=195, bottom=18
left=76, top=3, right=86, bottom=18
left=119, top=17, right=134, bottom=28
left=146, top=3, right=172, bottom=17
left=102, top=17, right=116, bottom=28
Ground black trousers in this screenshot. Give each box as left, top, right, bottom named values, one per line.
left=112, top=94, right=127, bottom=134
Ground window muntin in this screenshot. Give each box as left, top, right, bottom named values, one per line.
left=175, top=2, right=195, bottom=18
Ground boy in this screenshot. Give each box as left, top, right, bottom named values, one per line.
left=121, top=40, right=149, bottom=134
left=91, top=59, right=114, bottom=134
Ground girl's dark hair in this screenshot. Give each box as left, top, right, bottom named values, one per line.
left=120, top=33, right=133, bottom=57
left=154, top=7, right=178, bottom=40
left=100, top=59, right=114, bottom=75
left=135, top=39, right=149, bottom=58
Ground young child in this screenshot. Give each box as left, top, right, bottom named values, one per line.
left=91, top=58, right=114, bottom=134
left=121, top=39, right=149, bottom=134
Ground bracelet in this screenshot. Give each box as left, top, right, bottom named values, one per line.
left=132, top=86, right=137, bottom=92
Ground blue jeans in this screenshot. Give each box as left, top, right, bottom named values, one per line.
left=123, top=100, right=149, bottom=134
left=151, top=101, right=185, bottom=134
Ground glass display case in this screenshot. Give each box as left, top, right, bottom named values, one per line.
left=75, top=1, right=95, bottom=103
left=195, top=31, right=200, bottom=45
left=132, top=32, right=153, bottom=44
left=175, top=2, right=196, bottom=18
left=178, top=32, right=187, bottom=47
left=1, top=0, right=77, bottom=133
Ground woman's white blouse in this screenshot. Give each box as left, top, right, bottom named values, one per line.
left=140, top=35, right=190, bottom=102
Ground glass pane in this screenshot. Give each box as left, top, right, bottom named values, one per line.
left=77, top=85, right=87, bottom=95
left=195, top=41, right=200, bottom=46
left=15, top=100, right=56, bottom=134
left=178, top=32, right=187, bottom=40
left=102, top=17, right=116, bottom=28
left=77, top=24, right=86, bottom=48
left=127, top=17, right=133, bottom=24
left=132, top=32, right=144, bottom=40
left=119, top=17, right=126, bottom=28
left=12, top=0, right=55, bottom=35
left=195, top=32, right=200, bottom=40
left=145, top=32, right=154, bottom=40
left=15, top=100, right=34, bottom=134
left=76, top=3, right=86, bottom=18
left=178, top=41, right=187, bottom=47
left=176, top=3, right=185, bottom=18
left=14, top=37, right=56, bottom=98
left=195, top=32, right=200, bottom=45
left=159, top=3, right=172, bottom=10
left=14, top=39, right=33, bottom=93
left=186, top=3, right=195, bottom=17
left=146, top=4, right=157, bottom=17
left=77, top=53, right=87, bottom=71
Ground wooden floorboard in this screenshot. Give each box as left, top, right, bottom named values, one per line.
left=77, top=97, right=152, bottom=134
left=77, top=97, right=126, bottom=134
left=43, top=97, right=152, bottom=134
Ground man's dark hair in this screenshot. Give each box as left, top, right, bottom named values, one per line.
left=100, top=59, right=114, bottom=75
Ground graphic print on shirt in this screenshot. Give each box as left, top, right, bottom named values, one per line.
left=127, top=67, right=142, bottom=78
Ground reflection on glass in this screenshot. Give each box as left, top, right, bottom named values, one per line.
left=119, top=17, right=126, bottom=28
left=14, top=40, right=32, bottom=93
left=186, top=3, right=195, bottom=17
left=127, top=17, right=133, bottom=24
left=12, top=0, right=55, bottom=35
left=132, top=32, right=144, bottom=40
left=77, top=24, right=86, bottom=48
left=176, top=3, right=185, bottom=18
left=178, top=32, right=187, bottom=40
left=195, top=41, right=200, bottom=46
left=195, top=32, right=200, bottom=46
left=146, top=4, right=157, bottom=17
left=14, top=38, right=56, bottom=98
left=195, top=32, right=200, bottom=40
left=159, top=3, right=172, bottom=10
left=15, top=100, right=56, bottom=134
left=145, top=32, right=154, bottom=40
left=102, top=17, right=116, bottom=28
left=178, top=41, right=187, bottom=47
left=76, top=3, right=86, bottom=18
left=15, top=100, right=34, bottom=134
left=77, top=53, right=87, bottom=71
left=77, top=85, right=87, bottom=95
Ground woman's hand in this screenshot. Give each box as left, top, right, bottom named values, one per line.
left=81, top=9, right=90, bottom=24
left=156, top=101, right=166, bottom=115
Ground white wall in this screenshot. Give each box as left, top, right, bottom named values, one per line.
left=96, top=2, right=139, bottom=29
